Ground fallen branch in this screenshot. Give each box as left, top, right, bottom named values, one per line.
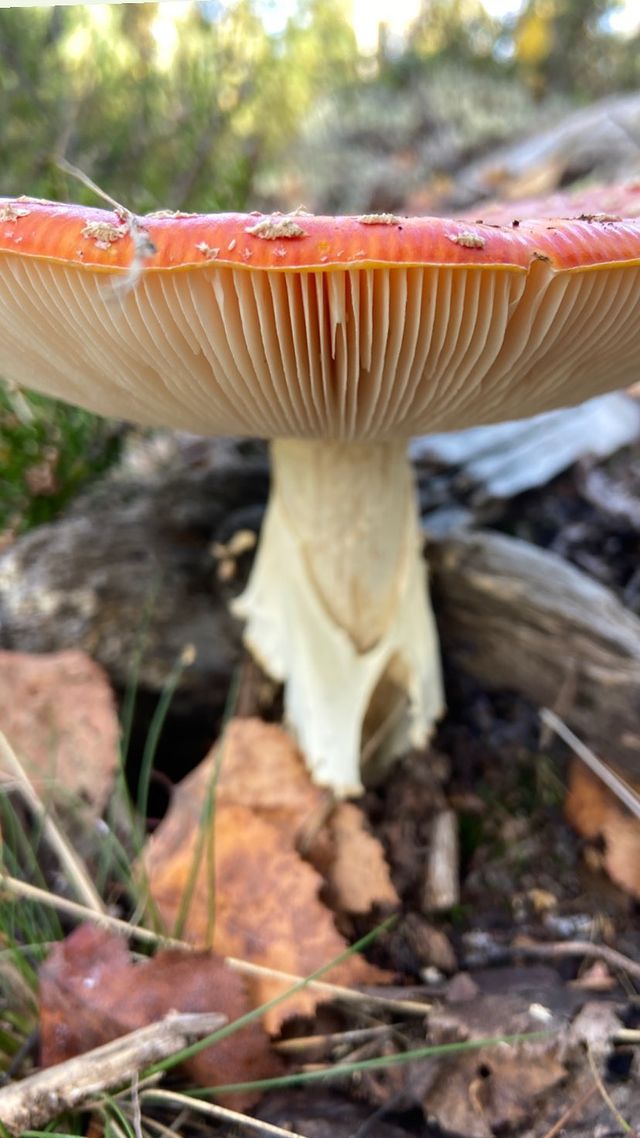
left=0, top=1011, right=225, bottom=1136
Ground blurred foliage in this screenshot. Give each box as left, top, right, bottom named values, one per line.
left=293, top=62, right=561, bottom=213
left=0, top=0, right=639, bottom=532
left=0, top=386, right=121, bottom=537
left=0, top=0, right=359, bottom=214
left=1, top=0, right=637, bottom=216
left=511, top=0, right=640, bottom=98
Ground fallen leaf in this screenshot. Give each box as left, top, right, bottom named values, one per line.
left=39, top=924, right=281, bottom=1108
left=315, top=802, right=399, bottom=914
left=143, top=719, right=387, bottom=1031
left=565, top=758, right=640, bottom=898
left=0, top=649, right=119, bottom=815
left=424, top=1047, right=566, bottom=1137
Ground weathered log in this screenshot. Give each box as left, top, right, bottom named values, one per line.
left=431, top=530, right=640, bottom=780
left=0, top=435, right=268, bottom=716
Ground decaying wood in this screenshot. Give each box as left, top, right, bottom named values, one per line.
left=0, top=1011, right=225, bottom=1135
left=432, top=530, right=640, bottom=781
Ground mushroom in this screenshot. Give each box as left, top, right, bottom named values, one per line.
left=1, top=196, right=640, bottom=794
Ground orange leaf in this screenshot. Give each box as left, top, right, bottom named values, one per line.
left=565, top=758, right=640, bottom=899
left=143, top=719, right=388, bottom=1031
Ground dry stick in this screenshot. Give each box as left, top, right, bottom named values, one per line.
left=0, top=731, right=105, bottom=913
left=510, top=938, right=640, bottom=984
left=540, top=708, right=640, bottom=819
left=0, top=875, right=433, bottom=1015
left=0, top=1011, right=225, bottom=1136
left=140, top=1088, right=309, bottom=1138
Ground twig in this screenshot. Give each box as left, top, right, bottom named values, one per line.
left=540, top=709, right=640, bottom=819
left=510, top=938, right=640, bottom=984
left=0, top=874, right=433, bottom=1015
left=0, top=731, right=106, bottom=913
left=140, top=1088, right=309, bottom=1138
left=0, top=1012, right=225, bottom=1136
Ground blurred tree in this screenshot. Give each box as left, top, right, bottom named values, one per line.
left=0, top=0, right=358, bottom=213
left=406, top=0, right=498, bottom=69
left=513, top=0, right=640, bottom=98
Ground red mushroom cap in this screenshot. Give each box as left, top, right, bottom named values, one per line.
left=1, top=195, right=639, bottom=438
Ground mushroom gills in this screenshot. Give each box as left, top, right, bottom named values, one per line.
left=232, top=437, right=444, bottom=794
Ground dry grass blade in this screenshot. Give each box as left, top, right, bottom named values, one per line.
left=141, top=1088, right=308, bottom=1138
left=0, top=1011, right=225, bottom=1135
left=586, top=1042, right=633, bottom=1134
left=540, top=709, right=640, bottom=819
left=615, top=1029, right=640, bottom=1044
left=0, top=875, right=431, bottom=1015
left=275, top=1024, right=393, bottom=1054
left=57, top=157, right=130, bottom=215
left=0, top=730, right=106, bottom=913
left=57, top=157, right=156, bottom=294
left=0, top=875, right=186, bottom=945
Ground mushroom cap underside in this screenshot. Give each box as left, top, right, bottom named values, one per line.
left=0, top=196, right=639, bottom=439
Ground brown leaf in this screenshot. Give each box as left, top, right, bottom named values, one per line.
left=425, top=1047, right=566, bottom=1137
left=0, top=649, right=119, bottom=815
left=318, top=802, right=399, bottom=914
left=143, top=719, right=387, bottom=1032
left=39, top=924, right=281, bottom=1108
left=565, top=758, right=640, bottom=898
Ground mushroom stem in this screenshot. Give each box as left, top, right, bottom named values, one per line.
left=232, top=438, right=444, bottom=793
